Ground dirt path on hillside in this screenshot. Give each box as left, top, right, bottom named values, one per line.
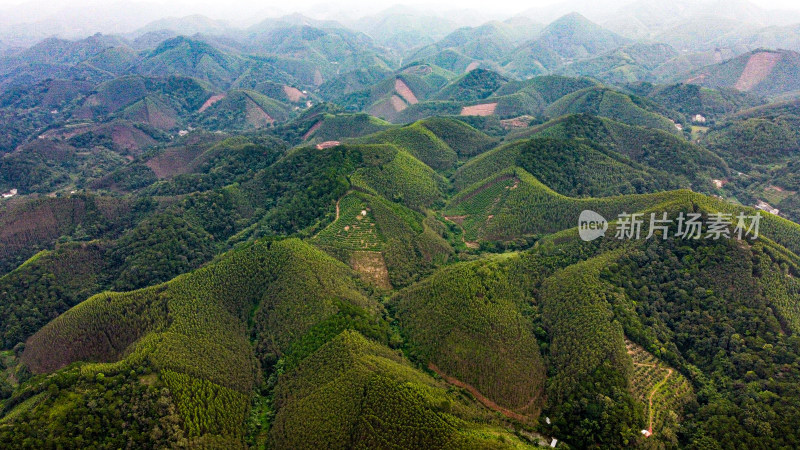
left=428, top=362, right=532, bottom=422
left=334, top=189, right=355, bottom=222
left=312, top=191, right=351, bottom=239
left=442, top=216, right=479, bottom=249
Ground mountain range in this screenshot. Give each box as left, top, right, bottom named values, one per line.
left=2, top=3, right=800, bottom=449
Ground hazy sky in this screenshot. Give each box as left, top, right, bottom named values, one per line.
left=1, top=0, right=799, bottom=37
left=2, top=0, right=800, bottom=20
left=0, top=0, right=795, bottom=9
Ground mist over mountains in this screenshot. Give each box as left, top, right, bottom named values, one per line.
left=2, top=0, right=800, bottom=91
left=2, top=0, right=800, bottom=47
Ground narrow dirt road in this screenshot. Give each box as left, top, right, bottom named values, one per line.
left=428, top=362, right=533, bottom=422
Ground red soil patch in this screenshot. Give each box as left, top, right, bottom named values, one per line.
left=394, top=79, right=418, bottom=105
left=282, top=85, right=306, bottom=102
left=501, top=116, right=533, bottom=129
left=735, top=51, right=782, bottom=91
left=428, top=362, right=531, bottom=422
left=313, top=69, right=324, bottom=86
left=465, top=61, right=480, bottom=72
left=303, top=121, right=322, bottom=141
left=389, top=94, right=408, bottom=113
left=315, top=141, right=340, bottom=150
left=460, top=102, right=497, bottom=116
left=198, top=94, right=225, bottom=113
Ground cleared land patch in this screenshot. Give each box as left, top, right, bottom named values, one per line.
left=460, top=103, right=498, bottom=116
left=350, top=251, right=392, bottom=289
left=394, top=79, right=418, bottom=105
left=735, top=51, right=782, bottom=91
left=198, top=94, right=225, bottom=113
left=282, top=85, right=306, bottom=102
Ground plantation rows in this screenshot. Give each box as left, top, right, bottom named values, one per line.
left=447, top=176, right=515, bottom=241
left=449, top=160, right=800, bottom=253
left=309, top=113, right=392, bottom=143
left=15, top=238, right=383, bottom=445
left=602, top=236, right=800, bottom=448
left=313, top=193, right=383, bottom=251
left=416, top=117, right=498, bottom=158
left=270, top=330, right=527, bottom=449
left=545, top=87, right=677, bottom=133
left=392, top=258, right=546, bottom=417
left=161, top=369, right=249, bottom=438
left=316, top=190, right=453, bottom=288
left=353, top=149, right=444, bottom=210
left=453, top=140, right=523, bottom=191
left=356, top=122, right=458, bottom=171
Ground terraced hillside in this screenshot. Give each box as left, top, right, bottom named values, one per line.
left=507, top=114, right=729, bottom=190
left=393, top=74, right=598, bottom=123
left=626, top=340, right=694, bottom=437
left=312, top=190, right=452, bottom=288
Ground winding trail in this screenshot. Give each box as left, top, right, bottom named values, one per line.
left=312, top=191, right=351, bottom=239
left=442, top=216, right=479, bottom=249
